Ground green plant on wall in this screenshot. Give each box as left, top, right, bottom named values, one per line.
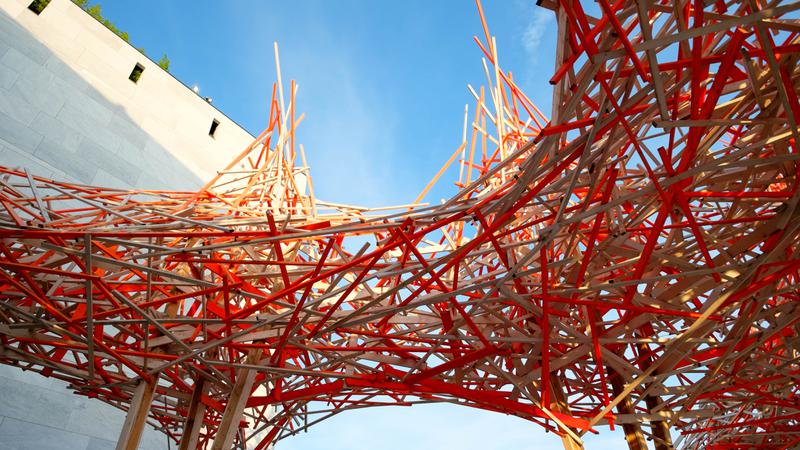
left=71, top=0, right=171, bottom=72
left=157, top=54, right=170, bottom=71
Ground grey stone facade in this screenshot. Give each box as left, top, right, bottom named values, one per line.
left=0, top=0, right=255, bottom=448
left=0, top=365, right=169, bottom=449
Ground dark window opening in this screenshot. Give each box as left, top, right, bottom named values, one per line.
left=209, top=119, right=220, bottom=138
left=28, top=0, right=51, bottom=15
left=129, top=63, right=145, bottom=83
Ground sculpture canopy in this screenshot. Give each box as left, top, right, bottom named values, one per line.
left=1, top=1, right=799, bottom=449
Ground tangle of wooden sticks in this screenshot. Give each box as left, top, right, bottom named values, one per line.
left=1, top=1, right=800, bottom=449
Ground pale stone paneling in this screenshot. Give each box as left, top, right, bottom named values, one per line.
left=0, top=0, right=257, bottom=448
left=0, top=0, right=254, bottom=189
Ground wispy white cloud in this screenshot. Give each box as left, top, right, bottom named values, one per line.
left=514, top=3, right=558, bottom=114
left=521, top=8, right=553, bottom=58
left=273, top=23, right=399, bottom=208
left=300, top=68, right=398, bottom=207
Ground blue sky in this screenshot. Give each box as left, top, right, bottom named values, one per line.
left=97, top=1, right=629, bottom=448
left=99, top=0, right=558, bottom=207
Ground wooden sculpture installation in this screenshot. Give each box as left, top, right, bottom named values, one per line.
left=1, top=1, right=799, bottom=448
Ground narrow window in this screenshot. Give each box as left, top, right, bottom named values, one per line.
left=128, top=63, right=145, bottom=83
left=28, top=0, right=51, bottom=14
left=209, top=119, right=220, bottom=138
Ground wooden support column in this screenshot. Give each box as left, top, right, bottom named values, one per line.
left=635, top=342, right=674, bottom=450
left=115, top=379, right=157, bottom=450
left=549, top=377, right=584, bottom=450
left=609, top=371, right=647, bottom=450
left=178, top=378, right=208, bottom=450
left=210, top=349, right=262, bottom=450
left=644, top=393, right=674, bottom=450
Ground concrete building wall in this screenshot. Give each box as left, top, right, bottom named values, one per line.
left=0, top=0, right=254, bottom=191
left=0, top=0, right=256, bottom=448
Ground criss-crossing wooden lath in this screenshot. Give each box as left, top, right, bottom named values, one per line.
left=1, top=1, right=800, bottom=449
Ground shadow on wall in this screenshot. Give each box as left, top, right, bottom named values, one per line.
left=0, top=6, right=205, bottom=450
left=0, top=6, right=203, bottom=191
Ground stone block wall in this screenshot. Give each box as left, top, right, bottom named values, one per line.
left=0, top=0, right=253, bottom=191
left=0, top=0, right=256, bottom=448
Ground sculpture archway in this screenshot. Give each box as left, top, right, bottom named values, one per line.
left=1, top=1, right=799, bottom=449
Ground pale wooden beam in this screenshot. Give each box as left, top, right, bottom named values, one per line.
left=178, top=378, right=208, bottom=450
left=636, top=343, right=674, bottom=450
left=115, top=379, right=157, bottom=450
left=609, top=371, right=648, bottom=450
left=549, top=377, right=584, bottom=450
left=645, top=393, right=674, bottom=450
left=210, top=349, right=263, bottom=450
